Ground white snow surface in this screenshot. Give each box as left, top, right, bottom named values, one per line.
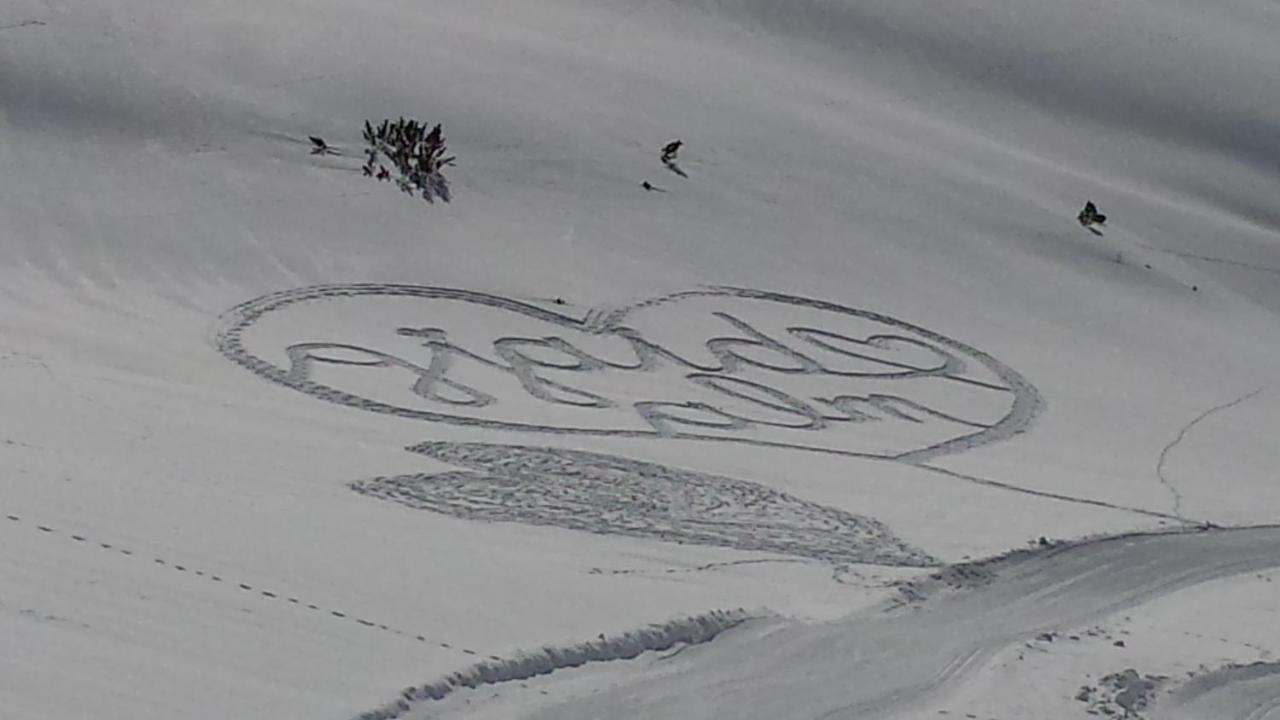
left=2, top=1, right=1280, bottom=718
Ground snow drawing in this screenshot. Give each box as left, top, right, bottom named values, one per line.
left=216, top=284, right=1041, bottom=566
left=216, top=284, right=1040, bottom=462
left=352, top=442, right=938, bottom=567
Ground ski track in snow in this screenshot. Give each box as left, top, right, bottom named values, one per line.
left=912, top=462, right=1190, bottom=523
left=0, top=19, right=45, bottom=31
left=1154, top=388, right=1265, bottom=524
left=0, top=511, right=493, bottom=659
left=1137, top=243, right=1280, bottom=278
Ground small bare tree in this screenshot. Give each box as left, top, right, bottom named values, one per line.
left=362, top=118, right=456, bottom=203
left=1077, top=200, right=1107, bottom=235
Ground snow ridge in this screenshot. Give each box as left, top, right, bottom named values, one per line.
left=351, top=608, right=760, bottom=720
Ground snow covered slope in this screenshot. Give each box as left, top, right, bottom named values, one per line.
left=2, top=1, right=1279, bottom=718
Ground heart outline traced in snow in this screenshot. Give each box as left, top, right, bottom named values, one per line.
left=215, top=284, right=1041, bottom=463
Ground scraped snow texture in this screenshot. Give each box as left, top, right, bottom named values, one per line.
left=356, top=609, right=755, bottom=720
left=3, top=0, right=1280, bottom=718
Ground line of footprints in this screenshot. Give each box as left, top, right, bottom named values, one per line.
left=3, top=511, right=496, bottom=660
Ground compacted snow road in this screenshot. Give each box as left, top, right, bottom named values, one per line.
left=512, top=526, right=1280, bottom=720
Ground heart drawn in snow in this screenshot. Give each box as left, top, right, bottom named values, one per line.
left=215, top=284, right=1040, bottom=462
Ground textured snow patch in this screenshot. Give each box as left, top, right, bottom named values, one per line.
left=352, top=608, right=759, bottom=720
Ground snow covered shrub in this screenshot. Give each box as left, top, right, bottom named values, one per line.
left=361, top=118, right=456, bottom=203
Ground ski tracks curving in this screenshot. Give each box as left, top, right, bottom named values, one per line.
left=1155, top=388, right=1265, bottom=523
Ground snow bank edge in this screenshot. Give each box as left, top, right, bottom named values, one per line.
left=352, top=608, right=762, bottom=720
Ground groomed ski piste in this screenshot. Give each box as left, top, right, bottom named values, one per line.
left=3, top=1, right=1280, bottom=718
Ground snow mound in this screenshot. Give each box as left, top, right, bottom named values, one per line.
left=353, top=608, right=759, bottom=720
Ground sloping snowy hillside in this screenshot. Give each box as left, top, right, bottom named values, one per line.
left=2, top=1, right=1279, bottom=719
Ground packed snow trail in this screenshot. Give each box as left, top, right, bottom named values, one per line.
left=510, top=526, right=1280, bottom=720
